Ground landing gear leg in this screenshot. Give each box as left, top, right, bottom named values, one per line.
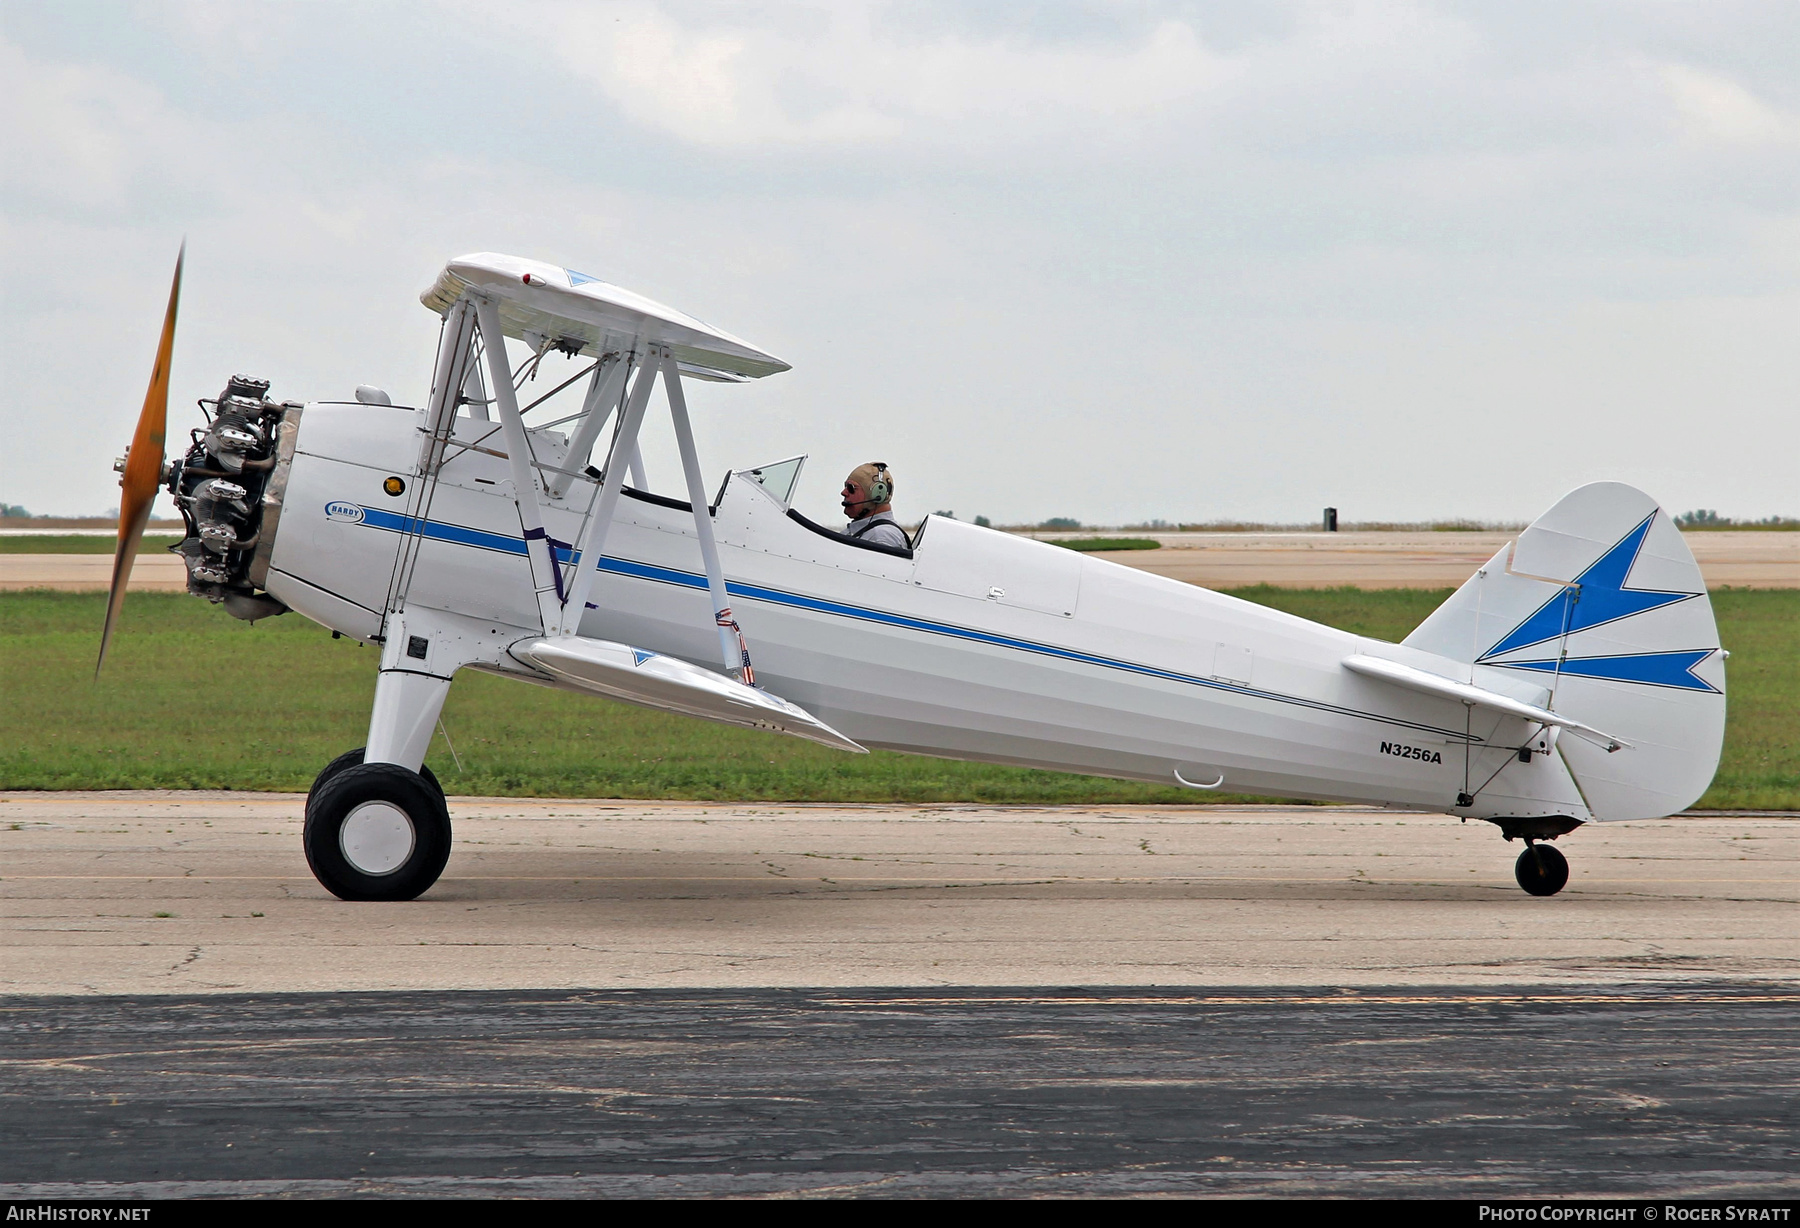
left=1514, top=840, right=1570, bottom=897
left=303, top=666, right=456, bottom=901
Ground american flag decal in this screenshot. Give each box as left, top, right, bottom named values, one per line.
left=716, top=607, right=755, bottom=687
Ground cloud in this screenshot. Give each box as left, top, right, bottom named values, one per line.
left=0, top=39, right=188, bottom=212
left=1, top=6, right=1795, bottom=522
left=1661, top=63, right=1797, bottom=146
left=496, top=3, right=1226, bottom=150
left=149, top=0, right=305, bottom=63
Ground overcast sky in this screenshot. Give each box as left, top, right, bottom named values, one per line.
left=3, top=1, right=1795, bottom=527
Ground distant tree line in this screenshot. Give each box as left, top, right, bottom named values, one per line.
left=1677, top=509, right=1800, bottom=530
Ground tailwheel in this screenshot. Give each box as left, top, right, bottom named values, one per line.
left=304, top=762, right=452, bottom=901
left=1514, top=842, right=1570, bottom=897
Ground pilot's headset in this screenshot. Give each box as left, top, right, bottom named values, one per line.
left=864, top=462, right=893, bottom=505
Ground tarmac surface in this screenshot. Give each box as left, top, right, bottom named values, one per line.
left=4, top=795, right=1798, bottom=995
left=4, top=984, right=1798, bottom=1198
left=4, top=529, right=1794, bottom=590
left=5, top=795, right=1798, bottom=1197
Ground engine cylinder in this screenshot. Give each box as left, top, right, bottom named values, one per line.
left=170, top=375, right=293, bottom=621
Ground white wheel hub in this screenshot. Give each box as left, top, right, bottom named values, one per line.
left=340, top=801, right=415, bottom=875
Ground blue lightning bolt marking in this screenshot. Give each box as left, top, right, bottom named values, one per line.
left=1481, top=513, right=1697, bottom=660
left=1492, top=650, right=1720, bottom=693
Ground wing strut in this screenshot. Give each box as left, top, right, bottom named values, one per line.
left=449, top=294, right=756, bottom=677
left=557, top=353, right=659, bottom=634
left=547, top=356, right=627, bottom=499
left=663, top=349, right=752, bottom=681
left=474, top=297, right=564, bottom=633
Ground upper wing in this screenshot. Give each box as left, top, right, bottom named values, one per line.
left=421, top=252, right=790, bottom=382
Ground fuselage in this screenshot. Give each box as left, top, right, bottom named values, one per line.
left=262, top=401, right=1586, bottom=820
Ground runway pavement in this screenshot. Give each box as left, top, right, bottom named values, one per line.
left=4, top=984, right=1798, bottom=1198
left=6, top=794, right=1798, bottom=1197
left=5, top=794, right=1796, bottom=995
left=4, top=529, right=1793, bottom=590
left=0, top=550, right=187, bottom=592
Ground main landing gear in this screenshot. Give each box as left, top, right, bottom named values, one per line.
left=1490, top=816, right=1582, bottom=897
left=303, top=748, right=451, bottom=902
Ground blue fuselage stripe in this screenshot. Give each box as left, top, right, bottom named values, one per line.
left=348, top=505, right=1475, bottom=742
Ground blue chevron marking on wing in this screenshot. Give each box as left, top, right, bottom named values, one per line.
left=1480, top=513, right=1697, bottom=659
left=1494, top=650, right=1719, bottom=693
left=566, top=269, right=600, bottom=287
left=631, top=649, right=656, bottom=666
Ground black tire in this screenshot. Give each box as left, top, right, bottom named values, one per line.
left=304, top=762, right=452, bottom=901
left=307, top=747, right=441, bottom=819
left=1515, top=844, right=1570, bottom=897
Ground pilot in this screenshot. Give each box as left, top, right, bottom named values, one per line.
left=842, top=462, right=909, bottom=549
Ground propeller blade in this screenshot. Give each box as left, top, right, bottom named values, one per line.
left=97, top=243, right=183, bottom=676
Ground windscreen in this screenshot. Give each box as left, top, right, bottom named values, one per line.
left=735, top=455, right=806, bottom=506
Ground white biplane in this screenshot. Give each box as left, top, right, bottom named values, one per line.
left=102, top=250, right=1726, bottom=900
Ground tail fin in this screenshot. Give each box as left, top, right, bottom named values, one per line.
left=1404, top=482, right=1725, bottom=820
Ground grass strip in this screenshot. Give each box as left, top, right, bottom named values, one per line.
left=1049, top=537, right=1161, bottom=552
left=2, top=587, right=1790, bottom=808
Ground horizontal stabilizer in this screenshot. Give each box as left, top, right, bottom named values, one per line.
left=518, top=636, right=866, bottom=754
left=1343, top=654, right=1626, bottom=752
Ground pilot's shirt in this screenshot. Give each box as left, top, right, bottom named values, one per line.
left=846, top=511, right=909, bottom=550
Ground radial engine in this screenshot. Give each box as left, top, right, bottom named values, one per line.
left=164, top=374, right=296, bottom=622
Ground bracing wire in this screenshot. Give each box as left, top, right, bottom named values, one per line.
left=520, top=360, right=599, bottom=416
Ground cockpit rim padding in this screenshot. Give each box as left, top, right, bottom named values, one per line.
left=619, top=485, right=717, bottom=517
left=785, top=508, right=915, bottom=559
left=611, top=480, right=913, bottom=559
